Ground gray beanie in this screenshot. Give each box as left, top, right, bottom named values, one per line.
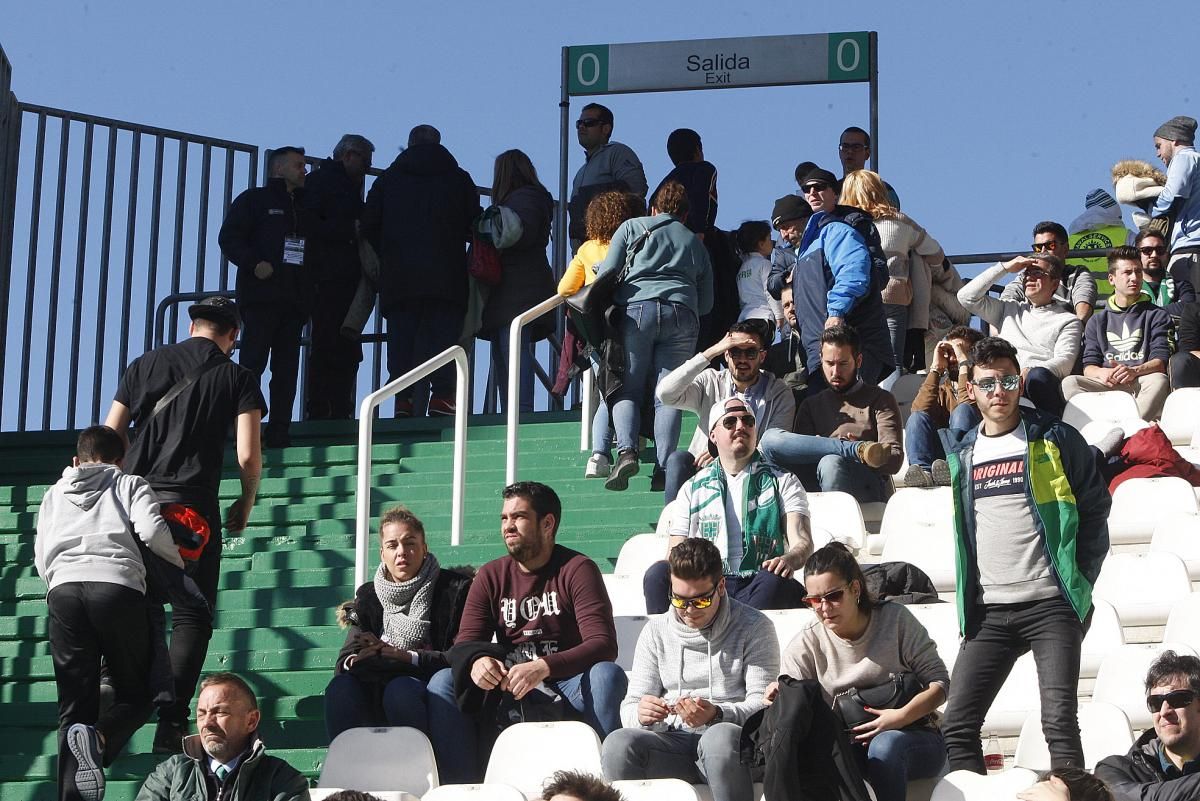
left=1155, top=116, right=1197, bottom=144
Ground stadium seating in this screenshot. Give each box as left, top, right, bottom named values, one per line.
left=907, top=602, right=961, bottom=671
left=614, top=615, right=650, bottom=671
left=878, top=487, right=956, bottom=590
left=1163, top=594, right=1200, bottom=652
left=761, top=607, right=816, bottom=653
left=1093, top=552, right=1192, bottom=627
left=484, top=721, right=604, bottom=800
left=1062, top=392, right=1143, bottom=445
left=1092, top=642, right=1199, bottom=730
left=1159, top=388, right=1200, bottom=445
left=1150, top=515, right=1200, bottom=581
left=1107, top=476, right=1198, bottom=546
left=929, top=768, right=1040, bottom=801
left=980, top=653, right=1040, bottom=736
left=318, top=726, right=440, bottom=796
left=1080, top=600, right=1125, bottom=680
left=614, top=532, right=668, bottom=576
left=1012, top=701, right=1133, bottom=771
left=807, top=491, right=868, bottom=550
left=612, top=779, right=702, bottom=801
left=422, top=785, right=527, bottom=801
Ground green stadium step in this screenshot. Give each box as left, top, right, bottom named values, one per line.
left=2, top=647, right=339, bottom=680
left=1, top=670, right=337, bottom=705
left=0, top=745, right=327, bottom=783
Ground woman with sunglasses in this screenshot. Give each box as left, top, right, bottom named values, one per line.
left=773, top=542, right=949, bottom=801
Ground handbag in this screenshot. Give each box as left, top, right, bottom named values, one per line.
left=833, top=672, right=924, bottom=732
left=467, top=234, right=502, bottom=286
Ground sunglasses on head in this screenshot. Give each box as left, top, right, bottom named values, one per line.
left=575, top=118, right=604, bottom=129
left=803, top=183, right=830, bottom=194
left=728, top=347, right=761, bottom=360
left=719, top=414, right=755, bottom=431
left=970, top=374, right=1021, bottom=394
left=669, top=585, right=718, bottom=610
left=1148, top=689, right=1198, bottom=713
left=802, top=584, right=851, bottom=608
left=1139, top=245, right=1168, bottom=256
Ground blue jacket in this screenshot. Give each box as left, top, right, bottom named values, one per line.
left=939, top=409, right=1111, bottom=634
left=1153, top=145, right=1200, bottom=250
left=596, top=213, right=713, bottom=313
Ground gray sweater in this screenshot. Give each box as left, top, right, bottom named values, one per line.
left=957, top=262, right=1083, bottom=378
left=35, top=463, right=183, bottom=594
left=620, top=596, right=779, bottom=731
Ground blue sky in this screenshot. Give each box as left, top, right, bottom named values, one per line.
left=3, top=1, right=1198, bottom=427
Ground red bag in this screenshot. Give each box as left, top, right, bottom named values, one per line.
left=468, top=234, right=502, bottom=286
left=161, top=503, right=212, bottom=562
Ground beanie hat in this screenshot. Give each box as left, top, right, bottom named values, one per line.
left=1155, top=116, right=1197, bottom=143
left=1084, top=189, right=1117, bottom=210
left=771, top=195, right=812, bottom=228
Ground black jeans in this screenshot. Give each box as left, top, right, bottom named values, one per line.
left=307, top=278, right=362, bottom=419
left=1170, top=352, right=1200, bottom=390
left=942, top=595, right=1087, bottom=773
left=239, top=302, right=306, bottom=428
left=48, top=582, right=154, bottom=788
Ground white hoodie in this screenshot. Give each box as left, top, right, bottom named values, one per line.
left=35, top=462, right=183, bottom=593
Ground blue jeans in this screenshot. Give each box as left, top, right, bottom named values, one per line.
left=862, top=727, right=946, bottom=801
left=814, top=455, right=888, bottom=503
left=324, top=673, right=428, bottom=742
left=1024, top=366, right=1065, bottom=417
left=602, top=723, right=753, bottom=801
left=384, top=299, right=464, bottom=398
left=942, top=596, right=1086, bottom=773
left=904, top=411, right=944, bottom=471
left=663, top=450, right=698, bottom=505
left=883, top=303, right=909, bottom=373
left=949, top=402, right=981, bottom=430
left=643, top=561, right=800, bottom=613
left=613, top=300, right=699, bottom=468
left=758, top=428, right=864, bottom=472
left=492, top=329, right=536, bottom=413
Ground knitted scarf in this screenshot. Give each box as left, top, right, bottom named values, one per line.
left=686, top=453, right=785, bottom=577
left=373, top=554, right=439, bottom=650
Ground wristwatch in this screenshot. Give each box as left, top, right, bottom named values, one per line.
left=711, top=706, right=724, bottom=724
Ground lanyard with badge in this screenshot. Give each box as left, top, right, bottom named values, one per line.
left=282, top=195, right=304, bottom=266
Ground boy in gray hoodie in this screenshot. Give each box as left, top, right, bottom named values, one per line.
left=35, top=425, right=184, bottom=801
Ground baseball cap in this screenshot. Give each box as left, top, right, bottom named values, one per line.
left=707, top=398, right=756, bottom=458
left=187, top=296, right=242, bottom=329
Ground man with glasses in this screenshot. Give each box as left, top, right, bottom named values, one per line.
left=1096, top=650, right=1200, bottom=800
left=1138, top=229, right=1196, bottom=308
left=1000, top=221, right=1097, bottom=323
left=604, top=537, right=778, bottom=801
left=958, top=252, right=1082, bottom=416
left=940, top=337, right=1110, bottom=775
left=567, top=103, right=648, bottom=247
left=837, top=126, right=900, bottom=207
left=1062, top=247, right=1173, bottom=421
left=644, top=398, right=813, bottom=614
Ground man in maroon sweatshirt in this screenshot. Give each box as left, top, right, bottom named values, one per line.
left=425, top=481, right=625, bottom=783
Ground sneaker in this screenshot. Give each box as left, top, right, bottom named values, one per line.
left=263, top=424, right=291, bottom=449
left=902, top=463, right=934, bottom=489
left=605, top=450, right=640, bottom=492
left=584, top=453, right=611, bottom=478
left=855, top=441, right=890, bottom=469
left=428, top=396, right=456, bottom=416
left=931, top=459, right=952, bottom=487
left=65, top=723, right=105, bottom=801
left=650, top=466, right=666, bottom=493
left=152, top=718, right=186, bottom=755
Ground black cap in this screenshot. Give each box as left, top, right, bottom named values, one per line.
left=801, top=168, right=838, bottom=189
left=771, top=195, right=812, bottom=228
left=188, top=296, right=242, bottom=329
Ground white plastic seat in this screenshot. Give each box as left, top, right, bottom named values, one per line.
left=1093, top=552, right=1192, bottom=627
left=907, top=602, right=962, bottom=672
left=611, top=779, right=703, bottom=801
left=1161, top=389, right=1200, bottom=445
left=980, top=653, right=1040, bottom=736
left=602, top=573, right=647, bottom=617
left=1063, top=391, right=1142, bottom=435
left=1108, top=477, right=1199, bottom=546
left=484, top=721, right=604, bottom=800
left=422, top=784, right=528, bottom=801
left=878, top=487, right=956, bottom=591
left=807, top=491, right=868, bottom=549
left=761, top=607, right=817, bottom=653
left=929, top=768, right=1040, bottom=801
left=1080, top=599, right=1124, bottom=680
left=614, top=615, right=650, bottom=671
left=1013, top=701, right=1134, bottom=771
left=311, top=792, right=417, bottom=801
left=318, top=727, right=440, bottom=796
left=615, top=532, right=669, bottom=576
left=1092, top=642, right=1199, bottom=730
left=1150, top=514, right=1200, bottom=580
left=890, top=372, right=927, bottom=422
left=1163, top=594, right=1200, bottom=651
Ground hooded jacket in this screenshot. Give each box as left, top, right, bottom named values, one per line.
left=35, top=463, right=183, bottom=594
left=620, top=595, right=779, bottom=730
left=939, top=408, right=1111, bottom=635
left=360, top=143, right=480, bottom=313
left=1081, top=291, right=1173, bottom=369
left=1095, top=727, right=1200, bottom=801
left=135, top=733, right=309, bottom=801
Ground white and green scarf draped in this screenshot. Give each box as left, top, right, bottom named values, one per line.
left=686, top=453, right=785, bottom=577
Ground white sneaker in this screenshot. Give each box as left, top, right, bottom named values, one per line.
left=585, top=453, right=612, bottom=478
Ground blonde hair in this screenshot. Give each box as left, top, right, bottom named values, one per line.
left=841, top=170, right=897, bottom=220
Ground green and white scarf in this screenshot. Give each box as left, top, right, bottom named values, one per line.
left=686, top=453, right=785, bottom=577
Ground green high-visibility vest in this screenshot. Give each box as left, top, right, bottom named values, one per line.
left=1070, top=225, right=1129, bottom=298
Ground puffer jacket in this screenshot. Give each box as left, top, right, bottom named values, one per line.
left=135, top=733, right=309, bottom=801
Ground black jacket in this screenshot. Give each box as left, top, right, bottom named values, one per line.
left=361, top=143, right=480, bottom=314
left=480, top=184, right=556, bottom=342
left=218, top=178, right=314, bottom=311
left=1095, top=728, right=1200, bottom=801
left=303, top=158, right=363, bottom=284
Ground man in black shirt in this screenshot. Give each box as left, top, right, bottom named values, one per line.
left=105, top=296, right=265, bottom=753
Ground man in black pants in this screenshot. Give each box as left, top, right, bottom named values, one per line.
left=105, top=296, right=265, bottom=753
left=218, top=145, right=312, bottom=447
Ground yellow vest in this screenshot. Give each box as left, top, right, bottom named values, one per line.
left=1070, top=225, right=1129, bottom=298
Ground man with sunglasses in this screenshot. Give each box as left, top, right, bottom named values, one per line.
left=1062, top=247, right=1173, bottom=421
left=644, top=398, right=812, bottom=614
left=1096, top=650, right=1200, bottom=800
left=940, top=337, right=1110, bottom=775
left=1000, top=222, right=1097, bottom=323
left=1138, top=229, right=1196, bottom=308
left=958, top=252, right=1082, bottom=416
left=567, top=103, right=648, bottom=247
left=604, top=537, right=778, bottom=801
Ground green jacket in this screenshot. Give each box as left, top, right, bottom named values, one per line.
left=939, top=408, right=1110, bottom=635
left=136, top=734, right=310, bottom=801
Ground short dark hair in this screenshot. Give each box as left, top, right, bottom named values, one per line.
left=1107, top=245, right=1142, bottom=273
left=803, top=542, right=873, bottom=613
left=191, top=316, right=235, bottom=337
left=76, top=425, right=125, bottom=464
left=841, top=126, right=871, bottom=148
left=666, top=128, right=702, bottom=166
left=945, top=325, right=985, bottom=348
left=1032, top=220, right=1069, bottom=243
left=407, top=124, right=441, bottom=147
left=1032, top=253, right=1065, bottom=280
left=667, top=538, right=724, bottom=589
left=541, top=770, right=624, bottom=801
left=794, top=160, right=819, bottom=186
left=728, top=319, right=770, bottom=350
left=734, top=220, right=772, bottom=256
left=1135, top=229, right=1167, bottom=247
left=652, top=180, right=690, bottom=219
left=968, top=336, right=1021, bottom=376
left=820, top=323, right=861, bottom=356
left=1145, top=649, right=1200, bottom=695
left=268, top=146, right=305, bottom=177
left=1042, top=768, right=1113, bottom=801
left=379, top=505, right=426, bottom=542
left=503, top=481, right=562, bottom=538
left=581, top=103, right=613, bottom=126
left=322, top=792, right=387, bottom=801
left=199, top=672, right=258, bottom=710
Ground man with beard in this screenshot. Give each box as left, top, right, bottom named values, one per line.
left=135, top=673, right=308, bottom=801
left=1137, top=229, right=1195, bottom=308
left=426, top=482, right=625, bottom=783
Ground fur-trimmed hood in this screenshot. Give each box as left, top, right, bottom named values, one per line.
left=1112, top=159, right=1167, bottom=207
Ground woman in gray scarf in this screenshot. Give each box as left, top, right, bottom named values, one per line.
left=325, top=506, right=473, bottom=741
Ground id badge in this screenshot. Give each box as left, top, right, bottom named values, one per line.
left=283, top=236, right=305, bottom=266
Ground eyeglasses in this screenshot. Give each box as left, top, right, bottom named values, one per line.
left=802, top=584, right=851, bottom=608
left=1147, top=689, right=1197, bottom=713
left=575, top=118, right=605, bottom=129
left=1139, top=245, right=1168, bottom=256
left=719, top=414, right=756, bottom=431
left=838, top=143, right=866, bottom=152
left=669, top=585, right=719, bottom=610
left=970, top=374, right=1021, bottom=394
left=1023, top=268, right=1056, bottom=281
left=803, top=183, right=830, bottom=194
left=1030, top=241, right=1062, bottom=253
left=728, top=347, right=761, bottom=360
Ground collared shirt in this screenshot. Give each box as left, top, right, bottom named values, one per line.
left=210, top=753, right=244, bottom=781
left=1157, top=742, right=1200, bottom=777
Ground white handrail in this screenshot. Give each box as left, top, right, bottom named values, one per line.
left=355, top=346, right=469, bottom=588
left=506, top=294, right=566, bottom=484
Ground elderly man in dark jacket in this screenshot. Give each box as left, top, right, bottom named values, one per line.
left=361, top=124, right=480, bottom=417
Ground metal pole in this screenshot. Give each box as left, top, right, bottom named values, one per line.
left=557, top=46, right=570, bottom=275
left=117, top=130, right=140, bottom=373
left=42, top=117, right=71, bottom=430
left=66, top=121, right=94, bottom=427
left=868, top=31, right=879, bottom=173
left=17, top=112, right=46, bottom=431
left=506, top=294, right=565, bottom=484
left=91, top=124, right=117, bottom=425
